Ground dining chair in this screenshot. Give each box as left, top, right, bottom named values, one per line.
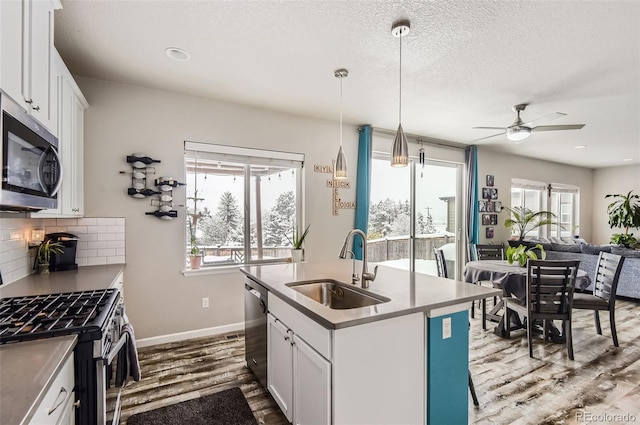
left=434, top=247, right=480, bottom=406
left=572, top=252, right=625, bottom=346
left=504, top=259, right=580, bottom=360
left=472, top=243, right=505, bottom=330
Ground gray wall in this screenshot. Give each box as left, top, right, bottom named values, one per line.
left=77, top=77, right=359, bottom=339
left=593, top=164, right=640, bottom=244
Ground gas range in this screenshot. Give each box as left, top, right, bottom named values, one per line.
left=0, top=289, right=119, bottom=344
left=0, top=288, right=125, bottom=425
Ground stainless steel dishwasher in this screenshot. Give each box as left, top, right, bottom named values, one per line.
left=244, top=276, right=268, bottom=389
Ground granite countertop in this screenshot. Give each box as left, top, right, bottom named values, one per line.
left=0, top=264, right=125, bottom=298
left=0, top=335, right=77, bottom=425
left=241, top=260, right=501, bottom=329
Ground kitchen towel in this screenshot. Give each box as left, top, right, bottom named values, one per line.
left=122, top=312, right=141, bottom=381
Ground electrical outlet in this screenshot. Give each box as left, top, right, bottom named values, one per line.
left=201, top=297, right=209, bottom=308
left=442, top=317, right=452, bottom=339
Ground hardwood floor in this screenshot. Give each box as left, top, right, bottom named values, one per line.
left=115, top=298, right=640, bottom=425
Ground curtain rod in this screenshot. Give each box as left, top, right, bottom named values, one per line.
left=369, top=126, right=467, bottom=151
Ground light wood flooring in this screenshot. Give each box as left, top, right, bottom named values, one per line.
left=115, top=298, right=640, bottom=425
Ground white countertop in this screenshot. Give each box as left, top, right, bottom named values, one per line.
left=0, top=335, right=77, bottom=425
left=241, top=260, right=501, bottom=329
left=0, top=264, right=125, bottom=298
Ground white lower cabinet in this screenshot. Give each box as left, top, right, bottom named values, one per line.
left=29, top=350, right=76, bottom=425
left=267, top=313, right=331, bottom=425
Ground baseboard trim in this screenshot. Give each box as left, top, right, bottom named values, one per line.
left=136, top=322, right=244, bottom=348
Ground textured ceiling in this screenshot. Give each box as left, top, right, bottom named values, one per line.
left=54, top=0, right=640, bottom=168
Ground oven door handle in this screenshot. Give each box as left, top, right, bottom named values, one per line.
left=105, top=333, right=127, bottom=364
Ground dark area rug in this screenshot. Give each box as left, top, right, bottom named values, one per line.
left=126, top=387, right=257, bottom=425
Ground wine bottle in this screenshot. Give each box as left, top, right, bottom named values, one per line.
left=154, top=179, right=185, bottom=187
left=145, top=210, right=178, bottom=218
left=128, top=188, right=160, bottom=197
left=126, top=155, right=161, bottom=165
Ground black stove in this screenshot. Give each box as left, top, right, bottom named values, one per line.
left=0, top=289, right=119, bottom=344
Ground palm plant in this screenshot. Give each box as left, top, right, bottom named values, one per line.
left=503, top=206, right=559, bottom=241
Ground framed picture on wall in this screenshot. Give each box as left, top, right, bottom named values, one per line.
left=490, top=188, right=499, bottom=199
left=486, top=227, right=494, bottom=238
left=486, top=175, right=494, bottom=187
left=486, top=201, right=494, bottom=212
left=479, top=201, right=487, bottom=212
left=482, top=214, right=491, bottom=225
left=482, top=187, right=492, bottom=199
left=494, top=201, right=502, bottom=212
left=490, top=214, right=498, bottom=225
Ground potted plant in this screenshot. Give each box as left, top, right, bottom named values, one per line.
left=503, top=206, right=559, bottom=243
left=506, top=243, right=546, bottom=267
left=606, top=190, right=640, bottom=248
left=35, top=239, right=64, bottom=274
left=287, top=224, right=310, bottom=262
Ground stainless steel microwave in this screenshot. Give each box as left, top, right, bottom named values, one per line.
left=1, top=90, right=61, bottom=211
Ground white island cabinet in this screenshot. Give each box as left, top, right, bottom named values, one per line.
left=243, top=260, right=500, bottom=425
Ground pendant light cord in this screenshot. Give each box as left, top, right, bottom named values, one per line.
left=399, top=29, right=402, bottom=124
left=340, top=75, right=343, bottom=147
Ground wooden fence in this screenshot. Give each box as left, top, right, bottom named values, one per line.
left=366, top=234, right=455, bottom=263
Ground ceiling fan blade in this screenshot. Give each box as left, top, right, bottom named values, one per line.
left=469, top=132, right=506, bottom=142
left=472, top=126, right=507, bottom=130
left=532, top=124, right=585, bottom=132
left=522, top=112, right=567, bottom=127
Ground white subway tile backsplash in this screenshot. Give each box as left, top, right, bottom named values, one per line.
left=87, top=257, right=107, bottom=266
left=98, top=248, right=116, bottom=257
left=0, top=217, right=125, bottom=285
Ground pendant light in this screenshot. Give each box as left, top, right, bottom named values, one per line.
left=391, top=20, right=410, bottom=167
left=334, top=68, right=348, bottom=179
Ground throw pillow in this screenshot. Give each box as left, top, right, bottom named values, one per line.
left=551, top=243, right=582, bottom=253
left=580, top=243, right=613, bottom=255
left=611, top=246, right=640, bottom=258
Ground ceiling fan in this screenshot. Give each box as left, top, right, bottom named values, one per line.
left=472, top=103, right=585, bottom=143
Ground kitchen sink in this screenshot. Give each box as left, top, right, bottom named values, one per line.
left=286, top=279, right=390, bottom=309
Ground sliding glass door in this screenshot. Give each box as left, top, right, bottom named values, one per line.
left=368, top=154, right=462, bottom=278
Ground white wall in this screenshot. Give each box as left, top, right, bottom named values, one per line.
left=77, top=77, right=359, bottom=339
left=476, top=148, right=594, bottom=245
left=592, top=164, right=640, bottom=244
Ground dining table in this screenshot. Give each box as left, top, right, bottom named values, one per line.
left=463, top=260, right=592, bottom=339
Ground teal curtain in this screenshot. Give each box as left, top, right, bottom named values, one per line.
left=465, top=145, right=479, bottom=260
left=353, top=125, right=372, bottom=260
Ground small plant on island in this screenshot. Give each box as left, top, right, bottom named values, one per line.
left=506, top=243, right=546, bottom=267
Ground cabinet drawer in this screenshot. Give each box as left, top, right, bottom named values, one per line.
left=29, top=351, right=75, bottom=425
left=269, top=294, right=331, bottom=359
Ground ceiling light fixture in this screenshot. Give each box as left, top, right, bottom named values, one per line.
left=334, top=68, right=349, bottom=180
left=165, top=47, right=190, bottom=61
left=574, top=145, right=587, bottom=149
left=505, top=126, right=531, bottom=142
left=623, top=158, right=634, bottom=162
left=391, top=20, right=410, bottom=167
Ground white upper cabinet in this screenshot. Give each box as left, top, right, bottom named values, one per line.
left=0, top=0, right=61, bottom=134
left=34, top=51, right=87, bottom=218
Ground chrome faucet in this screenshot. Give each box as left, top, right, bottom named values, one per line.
left=338, top=229, right=378, bottom=288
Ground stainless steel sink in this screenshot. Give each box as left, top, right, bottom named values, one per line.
left=286, top=279, right=390, bottom=309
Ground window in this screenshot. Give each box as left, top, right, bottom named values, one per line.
left=184, top=142, right=304, bottom=268
left=510, top=179, right=579, bottom=239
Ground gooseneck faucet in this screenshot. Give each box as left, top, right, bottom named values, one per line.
left=338, top=229, right=378, bottom=288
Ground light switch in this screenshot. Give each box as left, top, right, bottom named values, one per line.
left=442, top=317, right=452, bottom=339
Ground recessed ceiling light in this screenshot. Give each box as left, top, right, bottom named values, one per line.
left=574, top=145, right=587, bottom=149
left=623, top=158, right=634, bottom=162
left=165, top=47, right=190, bottom=61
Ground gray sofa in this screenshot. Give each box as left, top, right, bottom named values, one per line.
left=543, top=247, right=640, bottom=300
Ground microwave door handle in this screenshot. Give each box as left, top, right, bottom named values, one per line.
left=38, top=147, right=63, bottom=196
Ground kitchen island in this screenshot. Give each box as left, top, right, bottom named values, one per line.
left=241, top=260, right=501, bottom=425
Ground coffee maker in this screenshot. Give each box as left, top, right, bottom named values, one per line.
left=45, top=232, right=79, bottom=271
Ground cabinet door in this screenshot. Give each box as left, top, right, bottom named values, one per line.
left=26, top=0, right=56, bottom=132
left=267, top=313, right=293, bottom=422
left=293, top=335, right=331, bottom=425
left=0, top=0, right=25, bottom=107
